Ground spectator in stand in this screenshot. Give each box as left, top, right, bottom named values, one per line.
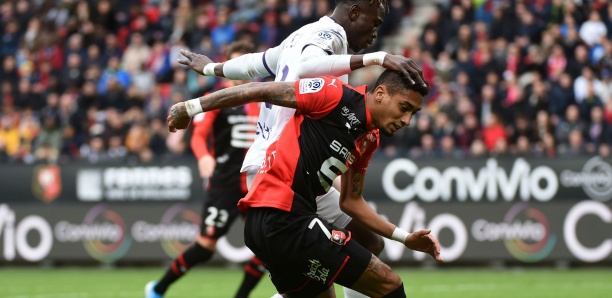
left=33, top=109, right=63, bottom=163
left=549, top=72, right=575, bottom=124
left=574, top=66, right=606, bottom=107
left=122, top=32, right=152, bottom=75
left=1, top=0, right=611, bottom=165
left=566, top=44, right=591, bottom=79
left=585, top=106, right=611, bottom=153
left=98, top=56, right=131, bottom=96
left=556, top=105, right=586, bottom=147
left=579, top=9, right=607, bottom=47
left=482, top=113, right=506, bottom=153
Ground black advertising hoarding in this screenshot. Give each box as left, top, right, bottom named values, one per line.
left=362, top=156, right=612, bottom=203
left=0, top=162, right=203, bottom=203
left=1, top=201, right=610, bottom=264
left=0, top=156, right=610, bottom=204
left=0, top=156, right=610, bottom=264
left=0, top=203, right=251, bottom=264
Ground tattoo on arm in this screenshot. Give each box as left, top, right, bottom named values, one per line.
left=352, top=173, right=362, bottom=193
left=170, top=103, right=187, bottom=120
left=198, top=82, right=297, bottom=111
left=260, top=82, right=297, bottom=108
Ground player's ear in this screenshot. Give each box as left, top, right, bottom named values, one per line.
left=349, top=4, right=361, bottom=21
left=375, top=85, right=386, bottom=102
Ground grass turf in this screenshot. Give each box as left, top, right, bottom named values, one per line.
left=0, top=267, right=611, bottom=297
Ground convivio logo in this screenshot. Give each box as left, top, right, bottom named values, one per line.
left=561, top=156, right=612, bottom=202
left=502, top=203, right=556, bottom=262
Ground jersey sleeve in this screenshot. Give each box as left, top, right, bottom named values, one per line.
left=303, top=30, right=345, bottom=55
left=351, top=131, right=380, bottom=174
left=190, top=110, right=219, bottom=159
left=294, top=76, right=343, bottom=120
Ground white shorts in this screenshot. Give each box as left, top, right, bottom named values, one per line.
left=245, top=166, right=352, bottom=229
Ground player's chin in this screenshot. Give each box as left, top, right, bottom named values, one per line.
left=381, top=129, right=394, bottom=137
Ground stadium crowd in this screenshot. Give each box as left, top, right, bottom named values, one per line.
left=0, top=0, right=611, bottom=165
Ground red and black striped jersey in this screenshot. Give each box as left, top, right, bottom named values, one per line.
left=238, top=76, right=379, bottom=215
left=191, top=102, right=259, bottom=191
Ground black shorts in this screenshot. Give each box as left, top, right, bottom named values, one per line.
left=244, top=207, right=372, bottom=298
left=199, top=188, right=246, bottom=239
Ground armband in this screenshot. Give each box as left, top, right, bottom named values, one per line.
left=203, top=63, right=220, bottom=76
left=391, top=227, right=410, bottom=243
left=185, top=99, right=203, bottom=117
left=363, top=51, right=387, bottom=66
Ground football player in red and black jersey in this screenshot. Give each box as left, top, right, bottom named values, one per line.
left=146, top=41, right=263, bottom=298
left=168, top=70, right=443, bottom=297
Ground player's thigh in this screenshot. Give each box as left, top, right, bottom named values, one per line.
left=199, top=188, right=244, bottom=238
left=244, top=209, right=370, bottom=298
left=345, top=255, right=403, bottom=298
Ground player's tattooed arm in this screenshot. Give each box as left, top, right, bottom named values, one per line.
left=352, top=173, right=363, bottom=194
left=168, top=81, right=296, bottom=132
left=198, top=81, right=297, bottom=111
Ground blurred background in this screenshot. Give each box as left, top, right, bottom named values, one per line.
left=0, top=0, right=611, bottom=297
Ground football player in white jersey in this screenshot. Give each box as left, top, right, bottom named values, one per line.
left=178, top=1, right=428, bottom=297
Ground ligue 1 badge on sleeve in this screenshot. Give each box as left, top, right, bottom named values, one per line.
left=32, top=164, right=62, bottom=203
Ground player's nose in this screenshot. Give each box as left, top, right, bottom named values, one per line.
left=401, top=113, right=413, bottom=127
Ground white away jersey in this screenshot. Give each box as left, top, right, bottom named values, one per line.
left=241, top=16, right=350, bottom=172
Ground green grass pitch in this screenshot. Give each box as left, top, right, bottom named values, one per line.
left=1, top=267, right=611, bottom=297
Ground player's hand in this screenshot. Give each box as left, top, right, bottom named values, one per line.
left=381, top=54, right=427, bottom=87
left=178, top=49, right=215, bottom=76
left=198, top=155, right=216, bottom=178
left=404, top=229, right=443, bottom=262
left=167, top=102, right=192, bottom=132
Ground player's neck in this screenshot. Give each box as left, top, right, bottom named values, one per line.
left=329, top=10, right=349, bottom=29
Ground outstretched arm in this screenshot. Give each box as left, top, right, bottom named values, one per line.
left=167, top=81, right=296, bottom=132
left=339, top=168, right=443, bottom=262
left=178, top=47, right=281, bottom=79
left=178, top=46, right=428, bottom=86
left=297, top=46, right=428, bottom=86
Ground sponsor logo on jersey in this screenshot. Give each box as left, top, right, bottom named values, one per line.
left=303, top=259, right=330, bottom=284
left=328, top=78, right=337, bottom=88
left=299, top=78, right=325, bottom=94
left=341, top=106, right=361, bottom=127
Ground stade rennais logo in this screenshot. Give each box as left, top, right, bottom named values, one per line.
left=55, top=204, right=131, bottom=263
left=32, top=164, right=62, bottom=203
left=131, top=204, right=200, bottom=258
left=472, top=202, right=556, bottom=262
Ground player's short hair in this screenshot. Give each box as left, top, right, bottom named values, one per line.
left=335, top=0, right=390, bottom=13
left=373, top=70, right=430, bottom=97
left=225, top=40, right=255, bottom=57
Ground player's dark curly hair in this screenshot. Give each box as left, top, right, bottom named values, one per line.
left=335, top=0, right=390, bottom=13
left=225, top=40, right=255, bottom=57
left=372, top=69, right=430, bottom=97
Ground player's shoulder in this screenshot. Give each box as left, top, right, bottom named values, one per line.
left=297, top=76, right=343, bottom=95
left=301, top=16, right=346, bottom=39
